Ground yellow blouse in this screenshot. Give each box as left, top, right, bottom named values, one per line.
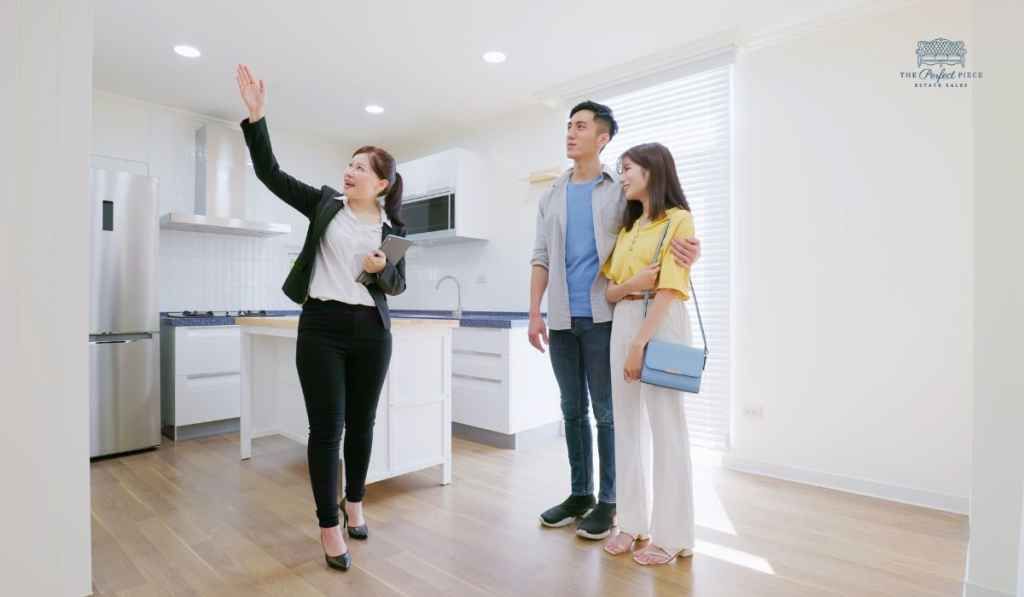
left=601, top=208, right=695, bottom=301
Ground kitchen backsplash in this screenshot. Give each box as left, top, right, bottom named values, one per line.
left=158, top=230, right=298, bottom=311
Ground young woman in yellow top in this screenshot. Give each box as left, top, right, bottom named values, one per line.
left=600, top=142, right=697, bottom=566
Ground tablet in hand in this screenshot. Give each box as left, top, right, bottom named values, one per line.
left=379, top=235, right=413, bottom=263
left=356, top=235, right=412, bottom=284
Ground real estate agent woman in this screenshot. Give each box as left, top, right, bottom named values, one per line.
left=235, top=64, right=406, bottom=572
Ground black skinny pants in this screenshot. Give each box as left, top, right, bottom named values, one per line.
left=296, top=298, right=392, bottom=528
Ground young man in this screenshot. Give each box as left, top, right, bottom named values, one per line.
left=529, top=101, right=701, bottom=540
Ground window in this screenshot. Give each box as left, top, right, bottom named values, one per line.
left=599, top=64, right=733, bottom=450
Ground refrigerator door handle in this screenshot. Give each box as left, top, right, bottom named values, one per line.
left=89, top=332, right=154, bottom=344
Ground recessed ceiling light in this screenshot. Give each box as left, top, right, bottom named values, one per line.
left=173, top=45, right=201, bottom=58
left=483, top=51, right=507, bottom=64
left=365, top=104, right=384, bottom=115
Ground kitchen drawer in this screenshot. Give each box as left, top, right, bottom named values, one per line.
left=452, top=327, right=506, bottom=357
left=451, top=351, right=505, bottom=383
left=176, top=373, right=241, bottom=426
left=176, top=326, right=241, bottom=376
left=452, top=374, right=507, bottom=433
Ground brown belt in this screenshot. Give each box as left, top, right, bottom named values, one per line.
left=621, top=294, right=647, bottom=301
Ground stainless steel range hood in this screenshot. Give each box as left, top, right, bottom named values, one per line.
left=160, top=123, right=291, bottom=237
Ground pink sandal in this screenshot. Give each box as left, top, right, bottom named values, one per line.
left=603, top=532, right=648, bottom=556
left=632, top=544, right=693, bottom=566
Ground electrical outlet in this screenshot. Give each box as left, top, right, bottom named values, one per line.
left=476, top=273, right=487, bottom=285
left=743, top=405, right=765, bottom=419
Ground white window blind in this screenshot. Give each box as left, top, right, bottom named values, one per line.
left=599, top=65, right=732, bottom=450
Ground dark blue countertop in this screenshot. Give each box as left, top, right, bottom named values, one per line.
left=391, top=310, right=533, bottom=329
left=161, top=309, right=536, bottom=329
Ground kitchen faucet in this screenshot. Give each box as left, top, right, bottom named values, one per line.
left=435, top=275, right=462, bottom=319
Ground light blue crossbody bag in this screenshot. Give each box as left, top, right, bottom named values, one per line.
left=639, top=222, right=709, bottom=394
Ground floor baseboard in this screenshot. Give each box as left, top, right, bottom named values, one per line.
left=962, top=581, right=1015, bottom=597
left=452, top=421, right=562, bottom=450
left=724, top=455, right=970, bottom=515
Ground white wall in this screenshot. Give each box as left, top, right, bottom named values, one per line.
left=387, top=106, right=566, bottom=312
left=967, top=0, right=1024, bottom=594
left=92, top=92, right=348, bottom=311
left=1, top=1, right=93, bottom=595
left=727, top=0, right=974, bottom=511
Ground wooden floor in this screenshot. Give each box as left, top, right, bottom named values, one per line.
left=90, top=433, right=968, bottom=597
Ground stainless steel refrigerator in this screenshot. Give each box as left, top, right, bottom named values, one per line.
left=89, top=169, right=161, bottom=457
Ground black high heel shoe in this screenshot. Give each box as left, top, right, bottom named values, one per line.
left=320, top=527, right=352, bottom=571
left=341, top=499, right=369, bottom=540
left=324, top=550, right=352, bottom=571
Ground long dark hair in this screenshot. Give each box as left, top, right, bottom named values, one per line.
left=352, top=145, right=405, bottom=229
left=618, top=142, right=690, bottom=231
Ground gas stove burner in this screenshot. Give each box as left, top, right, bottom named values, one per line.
left=234, top=310, right=268, bottom=317
left=181, top=310, right=215, bottom=317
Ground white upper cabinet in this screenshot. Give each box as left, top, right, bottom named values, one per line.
left=398, top=148, right=489, bottom=243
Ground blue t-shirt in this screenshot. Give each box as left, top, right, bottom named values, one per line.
left=565, top=176, right=602, bottom=318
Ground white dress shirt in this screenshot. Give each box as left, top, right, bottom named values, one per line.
left=308, top=196, right=390, bottom=306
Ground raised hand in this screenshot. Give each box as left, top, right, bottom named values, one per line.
left=235, top=64, right=266, bottom=122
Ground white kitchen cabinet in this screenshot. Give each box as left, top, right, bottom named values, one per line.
left=451, top=326, right=561, bottom=442
left=424, top=151, right=457, bottom=196
left=160, top=325, right=242, bottom=439
left=367, top=394, right=389, bottom=479
left=398, top=147, right=490, bottom=242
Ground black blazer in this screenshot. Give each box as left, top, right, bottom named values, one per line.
left=240, top=117, right=407, bottom=330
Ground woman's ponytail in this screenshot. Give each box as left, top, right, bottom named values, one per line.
left=383, top=171, right=404, bottom=229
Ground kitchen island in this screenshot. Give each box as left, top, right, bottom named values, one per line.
left=236, top=315, right=457, bottom=486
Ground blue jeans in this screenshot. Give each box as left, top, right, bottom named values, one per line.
left=549, top=317, right=615, bottom=504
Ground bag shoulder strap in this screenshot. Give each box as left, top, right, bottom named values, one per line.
left=641, top=220, right=709, bottom=358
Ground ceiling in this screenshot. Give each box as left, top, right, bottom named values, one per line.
left=94, top=0, right=880, bottom=147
